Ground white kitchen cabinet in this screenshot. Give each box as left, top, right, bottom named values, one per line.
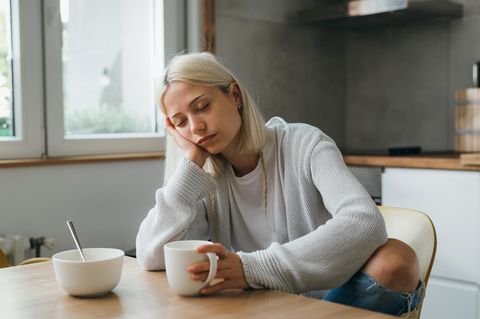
left=382, top=168, right=480, bottom=319
left=421, top=277, right=478, bottom=319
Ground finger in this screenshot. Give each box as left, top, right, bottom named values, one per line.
left=191, top=269, right=229, bottom=281
left=187, top=261, right=211, bottom=273
left=164, top=119, right=193, bottom=147
left=165, top=119, right=177, bottom=136
left=165, top=117, right=173, bottom=130
left=188, top=259, right=229, bottom=274
left=165, top=116, right=174, bottom=128
left=197, top=243, right=226, bottom=258
left=200, top=280, right=230, bottom=295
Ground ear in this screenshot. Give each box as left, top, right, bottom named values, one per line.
left=231, top=83, right=242, bottom=107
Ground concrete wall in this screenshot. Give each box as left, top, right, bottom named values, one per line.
left=216, top=0, right=347, bottom=146
left=345, top=0, right=480, bottom=152
left=216, top=1, right=480, bottom=153
left=216, top=1, right=480, bottom=197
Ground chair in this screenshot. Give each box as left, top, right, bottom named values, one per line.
left=378, top=205, right=437, bottom=319
left=18, top=258, right=51, bottom=266
left=0, top=249, right=9, bottom=268
left=0, top=249, right=50, bottom=269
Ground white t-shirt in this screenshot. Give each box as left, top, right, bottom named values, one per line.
left=227, top=135, right=288, bottom=252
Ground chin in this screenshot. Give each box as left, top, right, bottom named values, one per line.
left=202, top=144, right=224, bottom=155
left=204, top=147, right=222, bottom=155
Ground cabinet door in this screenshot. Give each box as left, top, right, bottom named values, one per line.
left=420, top=277, right=478, bottom=319
left=382, top=168, right=480, bottom=284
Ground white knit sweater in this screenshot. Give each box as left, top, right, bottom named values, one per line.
left=136, top=118, right=387, bottom=294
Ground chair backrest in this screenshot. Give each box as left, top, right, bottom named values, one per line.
left=0, top=249, right=50, bottom=268
left=378, top=206, right=437, bottom=284
left=378, top=206, right=437, bottom=319
left=0, top=249, right=10, bottom=268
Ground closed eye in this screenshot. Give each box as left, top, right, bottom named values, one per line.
left=197, top=103, right=210, bottom=112
left=174, top=119, right=186, bottom=127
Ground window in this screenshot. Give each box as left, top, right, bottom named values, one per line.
left=0, top=0, right=44, bottom=159
left=0, top=0, right=184, bottom=159
left=0, top=0, right=13, bottom=138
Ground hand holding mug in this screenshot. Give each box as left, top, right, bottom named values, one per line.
left=188, top=243, right=249, bottom=295
left=164, top=240, right=218, bottom=296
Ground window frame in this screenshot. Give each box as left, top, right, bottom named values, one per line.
left=0, top=0, right=186, bottom=159
left=43, top=0, right=184, bottom=157
left=0, top=0, right=45, bottom=159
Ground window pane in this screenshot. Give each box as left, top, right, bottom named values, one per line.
left=61, top=0, right=159, bottom=136
left=0, top=0, right=13, bottom=137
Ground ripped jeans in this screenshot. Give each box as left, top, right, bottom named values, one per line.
left=323, top=271, right=425, bottom=317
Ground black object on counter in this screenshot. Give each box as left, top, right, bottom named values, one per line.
left=125, top=248, right=136, bottom=258
left=388, top=146, right=422, bottom=156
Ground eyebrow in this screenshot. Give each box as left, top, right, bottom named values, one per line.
left=171, top=93, right=207, bottom=119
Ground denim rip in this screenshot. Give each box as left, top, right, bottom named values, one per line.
left=322, top=271, right=426, bottom=317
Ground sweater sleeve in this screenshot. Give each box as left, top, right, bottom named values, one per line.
left=238, top=136, right=388, bottom=293
left=135, top=157, right=217, bottom=270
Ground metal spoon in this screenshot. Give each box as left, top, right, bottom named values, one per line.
left=66, top=220, right=86, bottom=262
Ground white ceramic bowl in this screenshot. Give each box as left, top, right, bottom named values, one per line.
left=52, top=248, right=124, bottom=297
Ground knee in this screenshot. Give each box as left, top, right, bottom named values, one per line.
left=362, top=239, right=420, bottom=292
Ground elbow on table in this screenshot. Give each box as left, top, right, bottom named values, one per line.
left=135, top=248, right=165, bottom=271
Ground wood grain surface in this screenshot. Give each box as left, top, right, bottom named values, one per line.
left=0, top=256, right=396, bottom=319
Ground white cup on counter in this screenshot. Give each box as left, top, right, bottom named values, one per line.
left=164, top=240, right=217, bottom=296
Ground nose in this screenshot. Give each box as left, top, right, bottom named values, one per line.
left=190, top=116, right=206, bottom=135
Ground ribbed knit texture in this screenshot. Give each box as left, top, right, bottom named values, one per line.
left=136, top=118, right=387, bottom=294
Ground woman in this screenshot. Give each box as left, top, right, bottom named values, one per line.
left=136, top=52, right=423, bottom=316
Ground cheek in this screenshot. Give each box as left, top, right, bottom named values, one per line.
left=175, top=126, right=195, bottom=142
left=229, top=112, right=242, bottom=134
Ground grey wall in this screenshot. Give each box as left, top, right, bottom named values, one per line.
left=217, top=1, right=480, bottom=153
left=216, top=0, right=347, bottom=146
left=215, top=0, right=480, bottom=197
left=0, top=160, right=163, bottom=257
left=345, top=0, right=480, bottom=152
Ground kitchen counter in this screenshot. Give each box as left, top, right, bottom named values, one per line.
left=343, top=154, right=480, bottom=171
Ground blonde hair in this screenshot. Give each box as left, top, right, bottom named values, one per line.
left=159, top=52, right=266, bottom=182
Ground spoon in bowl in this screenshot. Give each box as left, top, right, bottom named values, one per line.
left=67, top=220, right=87, bottom=262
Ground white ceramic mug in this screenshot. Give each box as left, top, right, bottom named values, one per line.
left=164, top=240, right=218, bottom=296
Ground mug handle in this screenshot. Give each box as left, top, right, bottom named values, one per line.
left=203, top=252, right=218, bottom=284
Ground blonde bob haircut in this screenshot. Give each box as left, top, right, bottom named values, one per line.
left=159, top=52, right=266, bottom=182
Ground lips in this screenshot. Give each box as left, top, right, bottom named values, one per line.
left=197, top=134, right=216, bottom=146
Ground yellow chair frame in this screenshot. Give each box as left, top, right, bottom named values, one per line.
left=0, top=249, right=50, bottom=268
left=378, top=205, right=437, bottom=319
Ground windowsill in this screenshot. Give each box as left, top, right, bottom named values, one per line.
left=0, top=152, right=165, bottom=168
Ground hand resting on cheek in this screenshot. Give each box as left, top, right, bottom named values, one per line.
left=166, top=117, right=211, bottom=168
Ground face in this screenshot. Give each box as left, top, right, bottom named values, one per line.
left=163, top=81, right=242, bottom=155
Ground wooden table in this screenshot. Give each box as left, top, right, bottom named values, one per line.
left=0, top=257, right=396, bottom=318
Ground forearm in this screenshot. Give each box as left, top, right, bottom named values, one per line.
left=238, top=203, right=387, bottom=294
left=136, top=157, right=217, bottom=270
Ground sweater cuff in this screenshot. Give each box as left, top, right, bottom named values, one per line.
left=166, top=157, right=217, bottom=204
left=238, top=252, right=264, bottom=290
